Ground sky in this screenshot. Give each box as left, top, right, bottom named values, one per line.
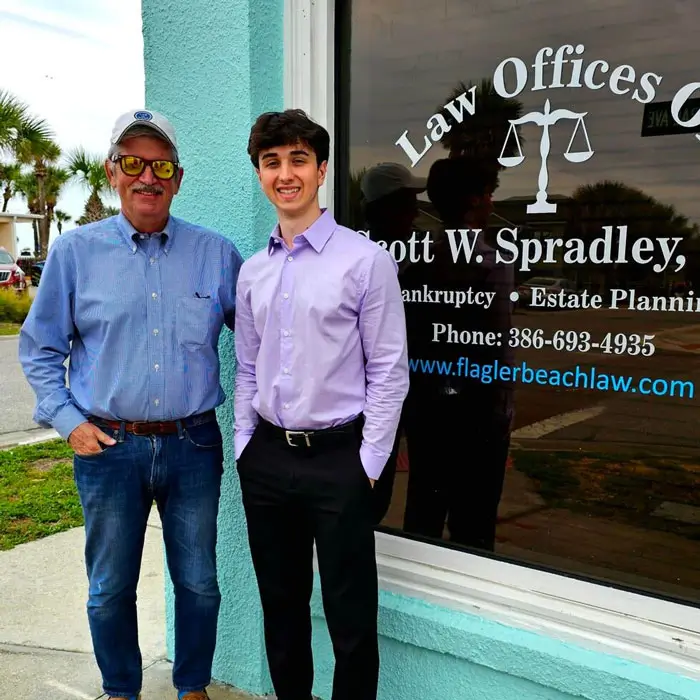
left=0, top=0, right=144, bottom=253
left=347, top=0, right=700, bottom=226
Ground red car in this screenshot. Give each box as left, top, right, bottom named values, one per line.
left=0, top=247, right=28, bottom=293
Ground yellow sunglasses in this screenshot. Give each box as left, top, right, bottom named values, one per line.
left=112, top=155, right=178, bottom=181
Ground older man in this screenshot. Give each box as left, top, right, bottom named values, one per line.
left=19, top=109, right=243, bottom=700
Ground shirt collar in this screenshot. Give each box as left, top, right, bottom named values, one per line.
left=267, top=208, right=336, bottom=255
left=117, top=211, right=176, bottom=254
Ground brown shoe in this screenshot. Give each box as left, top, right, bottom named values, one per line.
left=179, top=692, right=208, bottom=700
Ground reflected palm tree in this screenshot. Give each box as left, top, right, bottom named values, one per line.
left=437, top=78, right=524, bottom=183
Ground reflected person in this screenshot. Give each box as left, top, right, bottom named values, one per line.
left=359, top=162, right=426, bottom=523
left=400, top=156, right=515, bottom=551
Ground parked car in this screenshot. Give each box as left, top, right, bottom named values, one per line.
left=30, top=260, right=45, bottom=287
left=516, top=276, right=578, bottom=307
left=0, top=247, right=28, bottom=293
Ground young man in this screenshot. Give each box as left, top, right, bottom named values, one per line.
left=233, top=110, right=409, bottom=700
left=20, top=109, right=243, bottom=700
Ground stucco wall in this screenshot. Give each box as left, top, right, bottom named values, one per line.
left=311, top=588, right=700, bottom=700
left=141, top=0, right=282, bottom=693
left=140, top=2, right=700, bottom=699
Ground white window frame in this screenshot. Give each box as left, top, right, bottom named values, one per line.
left=284, top=0, right=700, bottom=681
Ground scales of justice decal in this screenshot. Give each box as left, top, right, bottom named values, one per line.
left=498, top=98, right=593, bottom=214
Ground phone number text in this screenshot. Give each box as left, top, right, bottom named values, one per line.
left=509, top=328, right=656, bottom=356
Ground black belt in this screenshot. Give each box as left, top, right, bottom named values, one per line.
left=257, top=416, right=362, bottom=448
left=89, top=410, right=216, bottom=436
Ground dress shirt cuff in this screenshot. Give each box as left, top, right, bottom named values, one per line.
left=359, top=443, right=388, bottom=480
left=53, top=404, right=89, bottom=441
left=235, top=432, right=253, bottom=461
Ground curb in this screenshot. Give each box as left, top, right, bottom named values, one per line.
left=0, top=429, right=61, bottom=450
left=0, top=334, right=19, bottom=340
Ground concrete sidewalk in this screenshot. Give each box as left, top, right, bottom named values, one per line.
left=0, top=510, right=255, bottom=700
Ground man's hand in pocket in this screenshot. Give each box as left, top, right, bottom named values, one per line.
left=69, top=423, right=117, bottom=457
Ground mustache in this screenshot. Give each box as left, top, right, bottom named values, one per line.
left=132, top=184, right=164, bottom=195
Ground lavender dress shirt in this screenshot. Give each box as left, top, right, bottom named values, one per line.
left=233, top=209, right=409, bottom=479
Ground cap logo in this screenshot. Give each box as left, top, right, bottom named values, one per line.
left=133, top=111, right=153, bottom=121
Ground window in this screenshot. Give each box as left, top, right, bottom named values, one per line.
left=333, top=0, right=700, bottom=610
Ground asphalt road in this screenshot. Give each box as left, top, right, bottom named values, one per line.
left=509, top=307, right=700, bottom=452
left=0, top=336, right=38, bottom=436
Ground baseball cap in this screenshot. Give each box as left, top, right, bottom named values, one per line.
left=110, top=109, right=179, bottom=158
left=360, top=162, right=427, bottom=203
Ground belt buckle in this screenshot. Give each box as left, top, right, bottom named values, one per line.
left=131, top=421, right=151, bottom=436
left=285, top=430, right=311, bottom=447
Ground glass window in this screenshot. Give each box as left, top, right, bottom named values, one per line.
left=336, top=0, right=700, bottom=606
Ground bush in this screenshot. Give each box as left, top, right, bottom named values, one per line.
left=0, top=288, right=32, bottom=323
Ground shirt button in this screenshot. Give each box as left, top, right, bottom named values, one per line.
left=283, top=330, right=290, bottom=337
left=283, top=367, right=290, bottom=374
left=151, top=292, right=158, bottom=300
left=154, top=363, right=160, bottom=371
left=283, top=293, right=289, bottom=299
left=153, top=328, right=159, bottom=335
left=150, top=257, right=156, bottom=265
left=154, top=398, right=160, bottom=406
left=284, top=403, right=290, bottom=409
left=287, top=256, right=293, bottom=262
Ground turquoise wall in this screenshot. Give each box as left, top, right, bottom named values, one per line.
left=141, top=0, right=282, bottom=693
left=140, top=3, right=700, bottom=699
left=311, top=589, right=700, bottom=700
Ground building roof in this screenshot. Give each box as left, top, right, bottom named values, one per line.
left=0, top=212, right=44, bottom=222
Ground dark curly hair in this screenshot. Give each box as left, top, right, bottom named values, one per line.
left=248, top=109, right=330, bottom=167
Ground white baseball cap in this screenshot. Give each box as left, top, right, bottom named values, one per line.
left=360, top=162, right=427, bottom=203
left=110, top=109, right=179, bottom=158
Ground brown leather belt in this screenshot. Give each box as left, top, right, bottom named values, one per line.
left=89, top=410, right=216, bottom=436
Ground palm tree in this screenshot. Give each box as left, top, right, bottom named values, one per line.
left=0, top=161, right=21, bottom=211
left=437, top=78, right=524, bottom=183
left=11, top=116, right=59, bottom=256
left=67, top=147, right=113, bottom=225
left=0, top=91, right=27, bottom=152
left=14, top=171, right=41, bottom=255
left=54, top=209, right=71, bottom=235
left=44, top=166, right=70, bottom=234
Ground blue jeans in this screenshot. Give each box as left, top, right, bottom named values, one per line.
left=73, top=418, right=224, bottom=697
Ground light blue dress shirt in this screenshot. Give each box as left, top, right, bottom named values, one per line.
left=19, top=213, right=243, bottom=439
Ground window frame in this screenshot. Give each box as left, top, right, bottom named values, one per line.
left=283, top=0, right=700, bottom=679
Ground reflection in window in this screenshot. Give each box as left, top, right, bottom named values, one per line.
left=337, top=0, right=700, bottom=605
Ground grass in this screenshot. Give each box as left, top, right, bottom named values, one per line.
left=512, top=449, right=700, bottom=538
left=0, top=439, right=82, bottom=550
left=0, top=322, right=20, bottom=335
left=0, top=288, right=31, bottom=324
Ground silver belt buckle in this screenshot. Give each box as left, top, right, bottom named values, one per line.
left=285, top=430, right=311, bottom=447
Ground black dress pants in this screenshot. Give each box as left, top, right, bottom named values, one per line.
left=402, top=392, right=510, bottom=551
left=236, top=421, right=379, bottom=700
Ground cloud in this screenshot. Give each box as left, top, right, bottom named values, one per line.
left=0, top=0, right=144, bottom=252
left=0, top=10, right=97, bottom=42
